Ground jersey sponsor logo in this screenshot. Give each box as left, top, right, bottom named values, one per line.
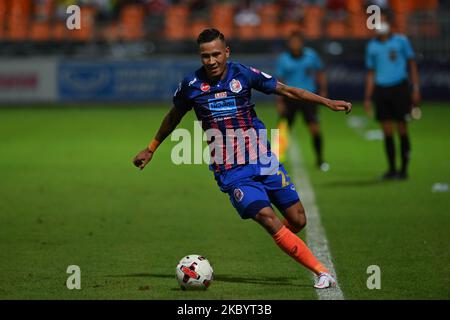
left=200, top=82, right=210, bottom=92
left=215, top=91, right=227, bottom=99
left=188, top=77, right=197, bottom=86
left=229, top=79, right=242, bottom=93
left=261, top=71, right=272, bottom=79
left=234, top=188, right=244, bottom=202
left=208, top=98, right=237, bottom=117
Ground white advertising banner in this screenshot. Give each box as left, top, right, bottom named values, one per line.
left=0, top=58, right=57, bottom=102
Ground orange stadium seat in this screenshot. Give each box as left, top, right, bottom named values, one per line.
left=190, top=20, right=209, bottom=40
left=259, top=23, right=279, bottom=40
left=390, top=0, right=412, bottom=13
left=236, top=25, right=258, bottom=40
left=70, top=6, right=96, bottom=42
left=30, top=21, right=51, bottom=41
left=326, top=21, right=348, bottom=39
left=0, top=0, right=7, bottom=40
left=347, top=0, right=363, bottom=14
left=165, top=5, right=189, bottom=40
left=410, top=0, right=438, bottom=11
left=7, top=0, right=31, bottom=41
left=120, top=4, right=145, bottom=41
left=259, top=4, right=280, bottom=39
left=303, top=5, right=324, bottom=39
left=260, top=3, right=280, bottom=24
left=209, top=3, right=234, bottom=38
left=33, top=0, right=54, bottom=21
left=101, top=22, right=120, bottom=42
left=349, top=13, right=372, bottom=39
left=280, top=21, right=301, bottom=38
left=52, top=21, right=67, bottom=41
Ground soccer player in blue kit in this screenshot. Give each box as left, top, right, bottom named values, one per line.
left=133, top=29, right=352, bottom=289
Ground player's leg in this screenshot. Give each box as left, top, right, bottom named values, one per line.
left=393, top=81, right=412, bottom=180
left=252, top=207, right=330, bottom=277
left=301, top=103, right=327, bottom=171
left=374, top=87, right=397, bottom=179
left=274, top=98, right=296, bottom=163
left=396, top=121, right=410, bottom=179
left=281, top=201, right=306, bottom=234
left=221, top=166, right=334, bottom=287
left=381, top=120, right=397, bottom=179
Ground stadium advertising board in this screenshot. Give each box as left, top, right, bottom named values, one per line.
left=0, top=59, right=57, bottom=102
left=58, top=58, right=450, bottom=102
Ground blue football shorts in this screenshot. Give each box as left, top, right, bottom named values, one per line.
left=214, top=163, right=300, bottom=219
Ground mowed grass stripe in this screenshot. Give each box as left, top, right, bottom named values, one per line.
left=289, top=132, right=345, bottom=300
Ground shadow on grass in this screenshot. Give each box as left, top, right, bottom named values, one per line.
left=107, top=273, right=309, bottom=288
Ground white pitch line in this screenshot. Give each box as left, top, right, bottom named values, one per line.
left=288, top=134, right=344, bottom=300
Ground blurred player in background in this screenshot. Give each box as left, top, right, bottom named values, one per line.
left=274, top=31, right=328, bottom=171
left=364, top=18, right=421, bottom=180
left=133, top=29, right=352, bottom=288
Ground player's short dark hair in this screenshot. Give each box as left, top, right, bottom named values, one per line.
left=288, top=31, right=304, bottom=41
left=197, top=28, right=226, bottom=45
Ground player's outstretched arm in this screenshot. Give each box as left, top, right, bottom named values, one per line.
left=133, top=106, right=188, bottom=170
left=275, top=81, right=352, bottom=114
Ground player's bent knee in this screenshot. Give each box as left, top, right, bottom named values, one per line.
left=290, top=212, right=306, bottom=233
left=253, top=208, right=282, bottom=235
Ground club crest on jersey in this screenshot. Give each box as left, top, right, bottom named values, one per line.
left=200, top=82, right=210, bottom=92
left=234, top=188, right=244, bottom=202
left=229, top=79, right=242, bottom=93
left=215, top=92, right=227, bottom=98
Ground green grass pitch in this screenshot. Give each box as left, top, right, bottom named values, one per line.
left=0, top=103, right=449, bottom=299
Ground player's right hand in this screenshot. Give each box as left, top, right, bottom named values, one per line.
left=133, top=148, right=154, bottom=170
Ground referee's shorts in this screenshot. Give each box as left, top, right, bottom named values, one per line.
left=373, top=80, right=412, bottom=122
left=283, top=97, right=319, bottom=124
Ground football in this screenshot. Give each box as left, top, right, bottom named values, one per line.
left=176, top=254, right=214, bottom=290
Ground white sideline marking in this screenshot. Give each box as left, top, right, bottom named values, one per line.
left=288, top=134, right=345, bottom=300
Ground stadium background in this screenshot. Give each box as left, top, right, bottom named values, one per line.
left=0, top=0, right=449, bottom=300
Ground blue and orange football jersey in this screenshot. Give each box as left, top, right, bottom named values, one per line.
left=173, top=61, right=278, bottom=172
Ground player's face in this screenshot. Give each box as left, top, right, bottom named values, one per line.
left=199, top=39, right=230, bottom=80
left=288, top=37, right=304, bottom=55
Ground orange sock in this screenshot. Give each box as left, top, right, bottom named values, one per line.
left=273, top=226, right=329, bottom=275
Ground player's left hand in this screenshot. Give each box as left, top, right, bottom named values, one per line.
left=326, top=100, right=352, bottom=114
left=133, top=148, right=154, bottom=170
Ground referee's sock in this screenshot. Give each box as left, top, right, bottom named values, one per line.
left=313, top=134, right=323, bottom=166
left=384, top=135, right=396, bottom=173
left=400, top=135, right=411, bottom=174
